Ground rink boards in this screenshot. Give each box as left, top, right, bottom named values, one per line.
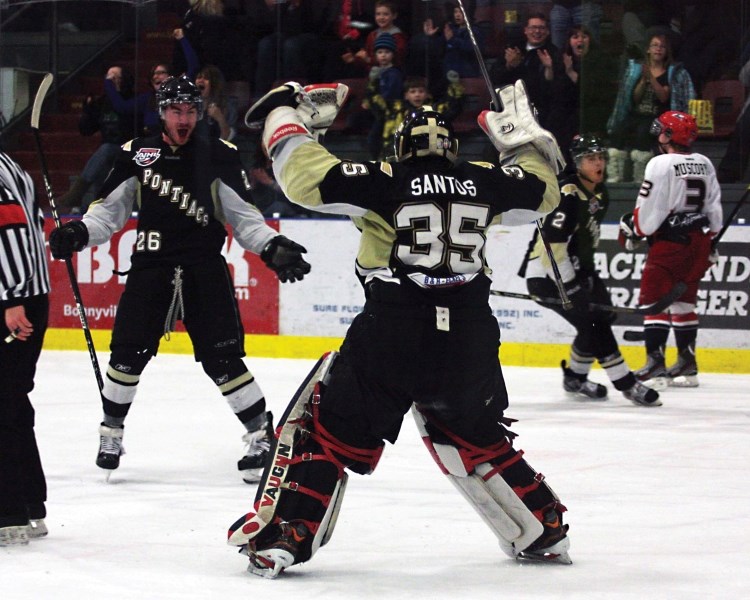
left=43, top=219, right=750, bottom=373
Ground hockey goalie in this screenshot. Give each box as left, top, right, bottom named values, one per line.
left=228, top=80, right=572, bottom=577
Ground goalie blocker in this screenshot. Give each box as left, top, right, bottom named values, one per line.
left=228, top=353, right=571, bottom=577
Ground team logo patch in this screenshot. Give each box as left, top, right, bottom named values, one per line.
left=133, top=148, right=161, bottom=166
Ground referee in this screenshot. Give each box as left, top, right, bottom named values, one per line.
left=0, top=152, right=50, bottom=546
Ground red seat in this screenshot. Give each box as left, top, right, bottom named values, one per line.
left=700, top=80, right=746, bottom=138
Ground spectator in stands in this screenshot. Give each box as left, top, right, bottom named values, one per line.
left=363, top=32, right=403, bottom=158
left=606, top=32, right=695, bottom=182
left=546, top=25, right=617, bottom=171
left=489, top=13, right=563, bottom=132
left=58, top=66, right=136, bottom=213
left=195, top=64, right=238, bottom=140
left=443, top=2, right=482, bottom=78
left=350, top=1, right=408, bottom=72
left=252, top=0, right=329, bottom=100
left=174, top=0, right=233, bottom=80
left=717, top=56, right=750, bottom=183
left=366, top=74, right=463, bottom=160
left=404, top=8, right=449, bottom=100
left=548, top=1, right=603, bottom=50
left=106, top=30, right=199, bottom=137
left=321, top=0, right=376, bottom=80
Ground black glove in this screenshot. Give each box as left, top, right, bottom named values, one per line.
left=261, top=235, right=311, bottom=283
left=49, top=220, right=89, bottom=259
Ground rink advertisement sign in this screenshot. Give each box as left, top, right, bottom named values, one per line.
left=279, top=221, right=749, bottom=349
left=44, top=219, right=279, bottom=334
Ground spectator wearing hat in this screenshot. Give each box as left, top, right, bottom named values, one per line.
left=363, top=32, right=404, bottom=159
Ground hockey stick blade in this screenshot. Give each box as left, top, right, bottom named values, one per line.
left=623, top=330, right=646, bottom=342
left=31, top=73, right=54, bottom=130
left=490, top=281, right=687, bottom=315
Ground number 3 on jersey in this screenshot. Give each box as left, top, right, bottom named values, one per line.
left=394, top=202, right=489, bottom=273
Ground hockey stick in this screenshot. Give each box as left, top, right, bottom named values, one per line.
left=712, top=184, right=750, bottom=249
left=490, top=281, right=687, bottom=315
left=31, top=73, right=103, bottom=391
left=454, top=0, right=571, bottom=310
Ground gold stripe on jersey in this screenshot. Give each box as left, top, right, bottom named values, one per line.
left=278, top=142, right=341, bottom=208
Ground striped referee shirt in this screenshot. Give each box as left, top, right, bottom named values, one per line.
left=0, top=152, right=50, bottom=307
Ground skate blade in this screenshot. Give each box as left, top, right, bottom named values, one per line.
left=516, top=538, right=572, bottom=565
left=247, top=549, right=294, bottom=579
left=668, top=375, right=699, bottom=388
left=640, top=376, right=668, bottom=391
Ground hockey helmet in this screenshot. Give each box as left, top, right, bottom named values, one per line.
left=650, top=111, right=698, bottom=148
left=569, top=133, right=608, bottom=167
left=393, top=106, right=458, bottom=163
left=157, top=75, right=204, bottom=119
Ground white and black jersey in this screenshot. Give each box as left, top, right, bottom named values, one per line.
left=0, top=152, right=50, bottom=305
left=83, top=134, right=277, bottom=269
left=634, top=151, right=722, bottom=237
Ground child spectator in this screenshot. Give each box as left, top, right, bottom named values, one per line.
left=366, top=74, right=463, bottom=160
left=443, top=3, right=482, bottom=78
left=364, top=32, right=404, bottom=158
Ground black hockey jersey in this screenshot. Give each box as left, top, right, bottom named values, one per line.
left=521, top=173, right=610, bottom=281
left=83, top=134, right=275, bottom=268
left=273, top=140, right=560, bottom=306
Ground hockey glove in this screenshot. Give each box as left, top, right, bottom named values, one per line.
left=49, top=220, right=89, bottom=259
left=297, top=83, right=350, bottom=140
left=261, top=235, right=311, bottom=283
left=618, top=212, right=645, bottom=251
left=477, top=80, right=566, bottom=173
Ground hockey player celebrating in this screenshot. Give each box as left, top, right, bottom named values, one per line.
left=619, top=111, right=722, bottom=388
left=520, top=134, right=661, bottom=407
left=49, top=76, right=311, bottom=483
left=227, top=80, right=573, bottom=577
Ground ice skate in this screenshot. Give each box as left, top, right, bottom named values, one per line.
left=516, top=507, right=572, bottom=565
left=561, top=360, right=607, bottom=399
left=634, top=350, right=669, bottom=391
left=28, top=519, right=48, bottom=538
left=238, top=412, right=274, bottom=484
left=96, top=423, right=125, bottom=479
left=667, top=347, right=699, bottom=388
left=623, top=381, right=662, bottom=407
left=246, top=521, right=309, bottom=578
left=0, top=525, right=29, bottom=546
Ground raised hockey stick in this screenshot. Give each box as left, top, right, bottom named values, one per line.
left=454, top=0, right=571, bottom=310
left=31, top=73, right=103, bottom=391
left=712, top=184, right=750, bottom=249
left=490, top=281, right=687, bottom=315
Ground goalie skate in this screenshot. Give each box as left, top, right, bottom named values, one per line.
left=245, top=521, right=310, bottom=579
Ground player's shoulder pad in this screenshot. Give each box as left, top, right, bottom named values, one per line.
left=561, top=181, right=585, bottom=200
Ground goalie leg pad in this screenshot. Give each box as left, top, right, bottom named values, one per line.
left=228, top=352, right=383, bottom=567
left=412, top=405, right=566, bottom=557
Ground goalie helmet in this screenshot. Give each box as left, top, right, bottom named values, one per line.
left=157, top=75, right=204, bottom=119
left=393, top=106, right=458, bottom=163
left=569, top=133, right=608, bottom=167
left=650, top=111, right=698, bottom=148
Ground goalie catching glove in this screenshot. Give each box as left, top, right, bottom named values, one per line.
left=246, top=81, right=349, bottom=142
left=478, top=80, right=566, bottom=174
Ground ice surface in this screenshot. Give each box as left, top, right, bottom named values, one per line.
left=3, top=351, right=749, bottom=599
